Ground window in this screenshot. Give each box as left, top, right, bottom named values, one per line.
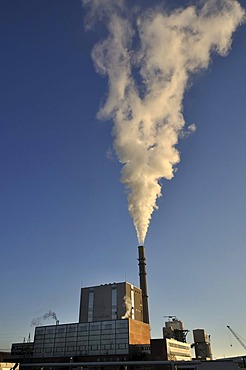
left=112, top=285, right=117, bottom=319
left=88, top=289, right=94, bottom=322
left=55, top=347, right=64, bottom=352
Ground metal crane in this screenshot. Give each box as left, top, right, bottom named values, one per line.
left=227, top=325, right=246, bottom=351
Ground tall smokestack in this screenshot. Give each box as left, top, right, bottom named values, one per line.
left=138, top=245, right=149, bottom=324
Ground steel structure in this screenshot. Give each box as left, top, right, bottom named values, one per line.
left=227, top=325, right=246, bottom=351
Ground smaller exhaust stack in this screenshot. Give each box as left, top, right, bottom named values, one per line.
left=138, top=245, right=149, bottom=324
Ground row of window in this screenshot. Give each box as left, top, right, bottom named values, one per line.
left=168, top=342, right=190, bottom=350
left=34, top=343, right=128, bottom=353
left=168, top=350, right=191, bottom=357
left=34, top=340, right=129, bottom=349
left=112, top=286, right=117, bottom=320
left=35, top=332, right=128, bottom=342
left=35, top=321, right=128, bottom=335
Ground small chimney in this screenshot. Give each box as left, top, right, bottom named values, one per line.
left=138, top=245, right=149, bottom=324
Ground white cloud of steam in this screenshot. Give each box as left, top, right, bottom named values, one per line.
left=84, top=0, right=245, bottom=244
left=106, top=146, right=116, bottom=161
left=121, top=295, right=132, bottom=319
left=188, top=124, right=196, bottom=133
left=180, top=123, right=197, bottom=139
left=31, top=310, right=58, bottom=327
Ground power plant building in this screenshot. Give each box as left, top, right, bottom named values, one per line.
left=11, top=279, right=151, bottom=362
left=150, top=317, right=191, bottom=361
left=10, top=245, right=212, bottom=366
left=30, top=318, right=150, bottom=359
left=163, top=317, right=189, bottom=343
left=10, top=246, right=152, bottom=365
left=193, top=329, right=213, bottom=360
left=13, top=280, right=151, bottom=362
left=151, top=338, right=192, bottom=361
left=79, top=282, right=143, bottom=323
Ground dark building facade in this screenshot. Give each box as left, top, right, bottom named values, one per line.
left=31, top=319, right=150, bottom=359
left=10, top=246, right=152, bottom=365
left=10, top=281, right=150, bottom=365
left=79, top=282, right=143, bottom=323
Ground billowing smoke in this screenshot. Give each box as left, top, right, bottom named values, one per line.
left=31, top=310, right=59, bottom=326
left=121, top=295, right=132, bottom=319
left=83, top=0, right=245, bottom=244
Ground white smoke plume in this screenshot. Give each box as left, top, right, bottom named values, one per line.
left=31, top=310, right=59, bottom=327
left=121, top=295, right=132, bottom=319
left=83, top=0, right=245, bottom=244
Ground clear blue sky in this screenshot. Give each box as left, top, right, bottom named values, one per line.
left=1, top=0, right=246, bottom=360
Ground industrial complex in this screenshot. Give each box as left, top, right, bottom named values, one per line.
left=7, top=246, right=245, bottom=369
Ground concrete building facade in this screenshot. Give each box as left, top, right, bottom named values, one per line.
left=193, top=329, right=212, bottom=360
left=151, top=338, right=192, bottom=361
left=79, top=282, right=143, bottom=323
left=163, top=317, right=189, bottom=343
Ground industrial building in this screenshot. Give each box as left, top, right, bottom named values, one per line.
left=26, top=277, right=151, bottom=361
left=192, top=329, right=213, bottom=361
left=9, top=246, right=217, bottom=368
left=10, top=246, right=152, bottom=364
left=150, top=317, right=192, bottom=361
left=79, top=282, right=143, bottom=323
left=31, top=318, right=150, bottom=359
left=163, top=317, right=189, bottom=343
